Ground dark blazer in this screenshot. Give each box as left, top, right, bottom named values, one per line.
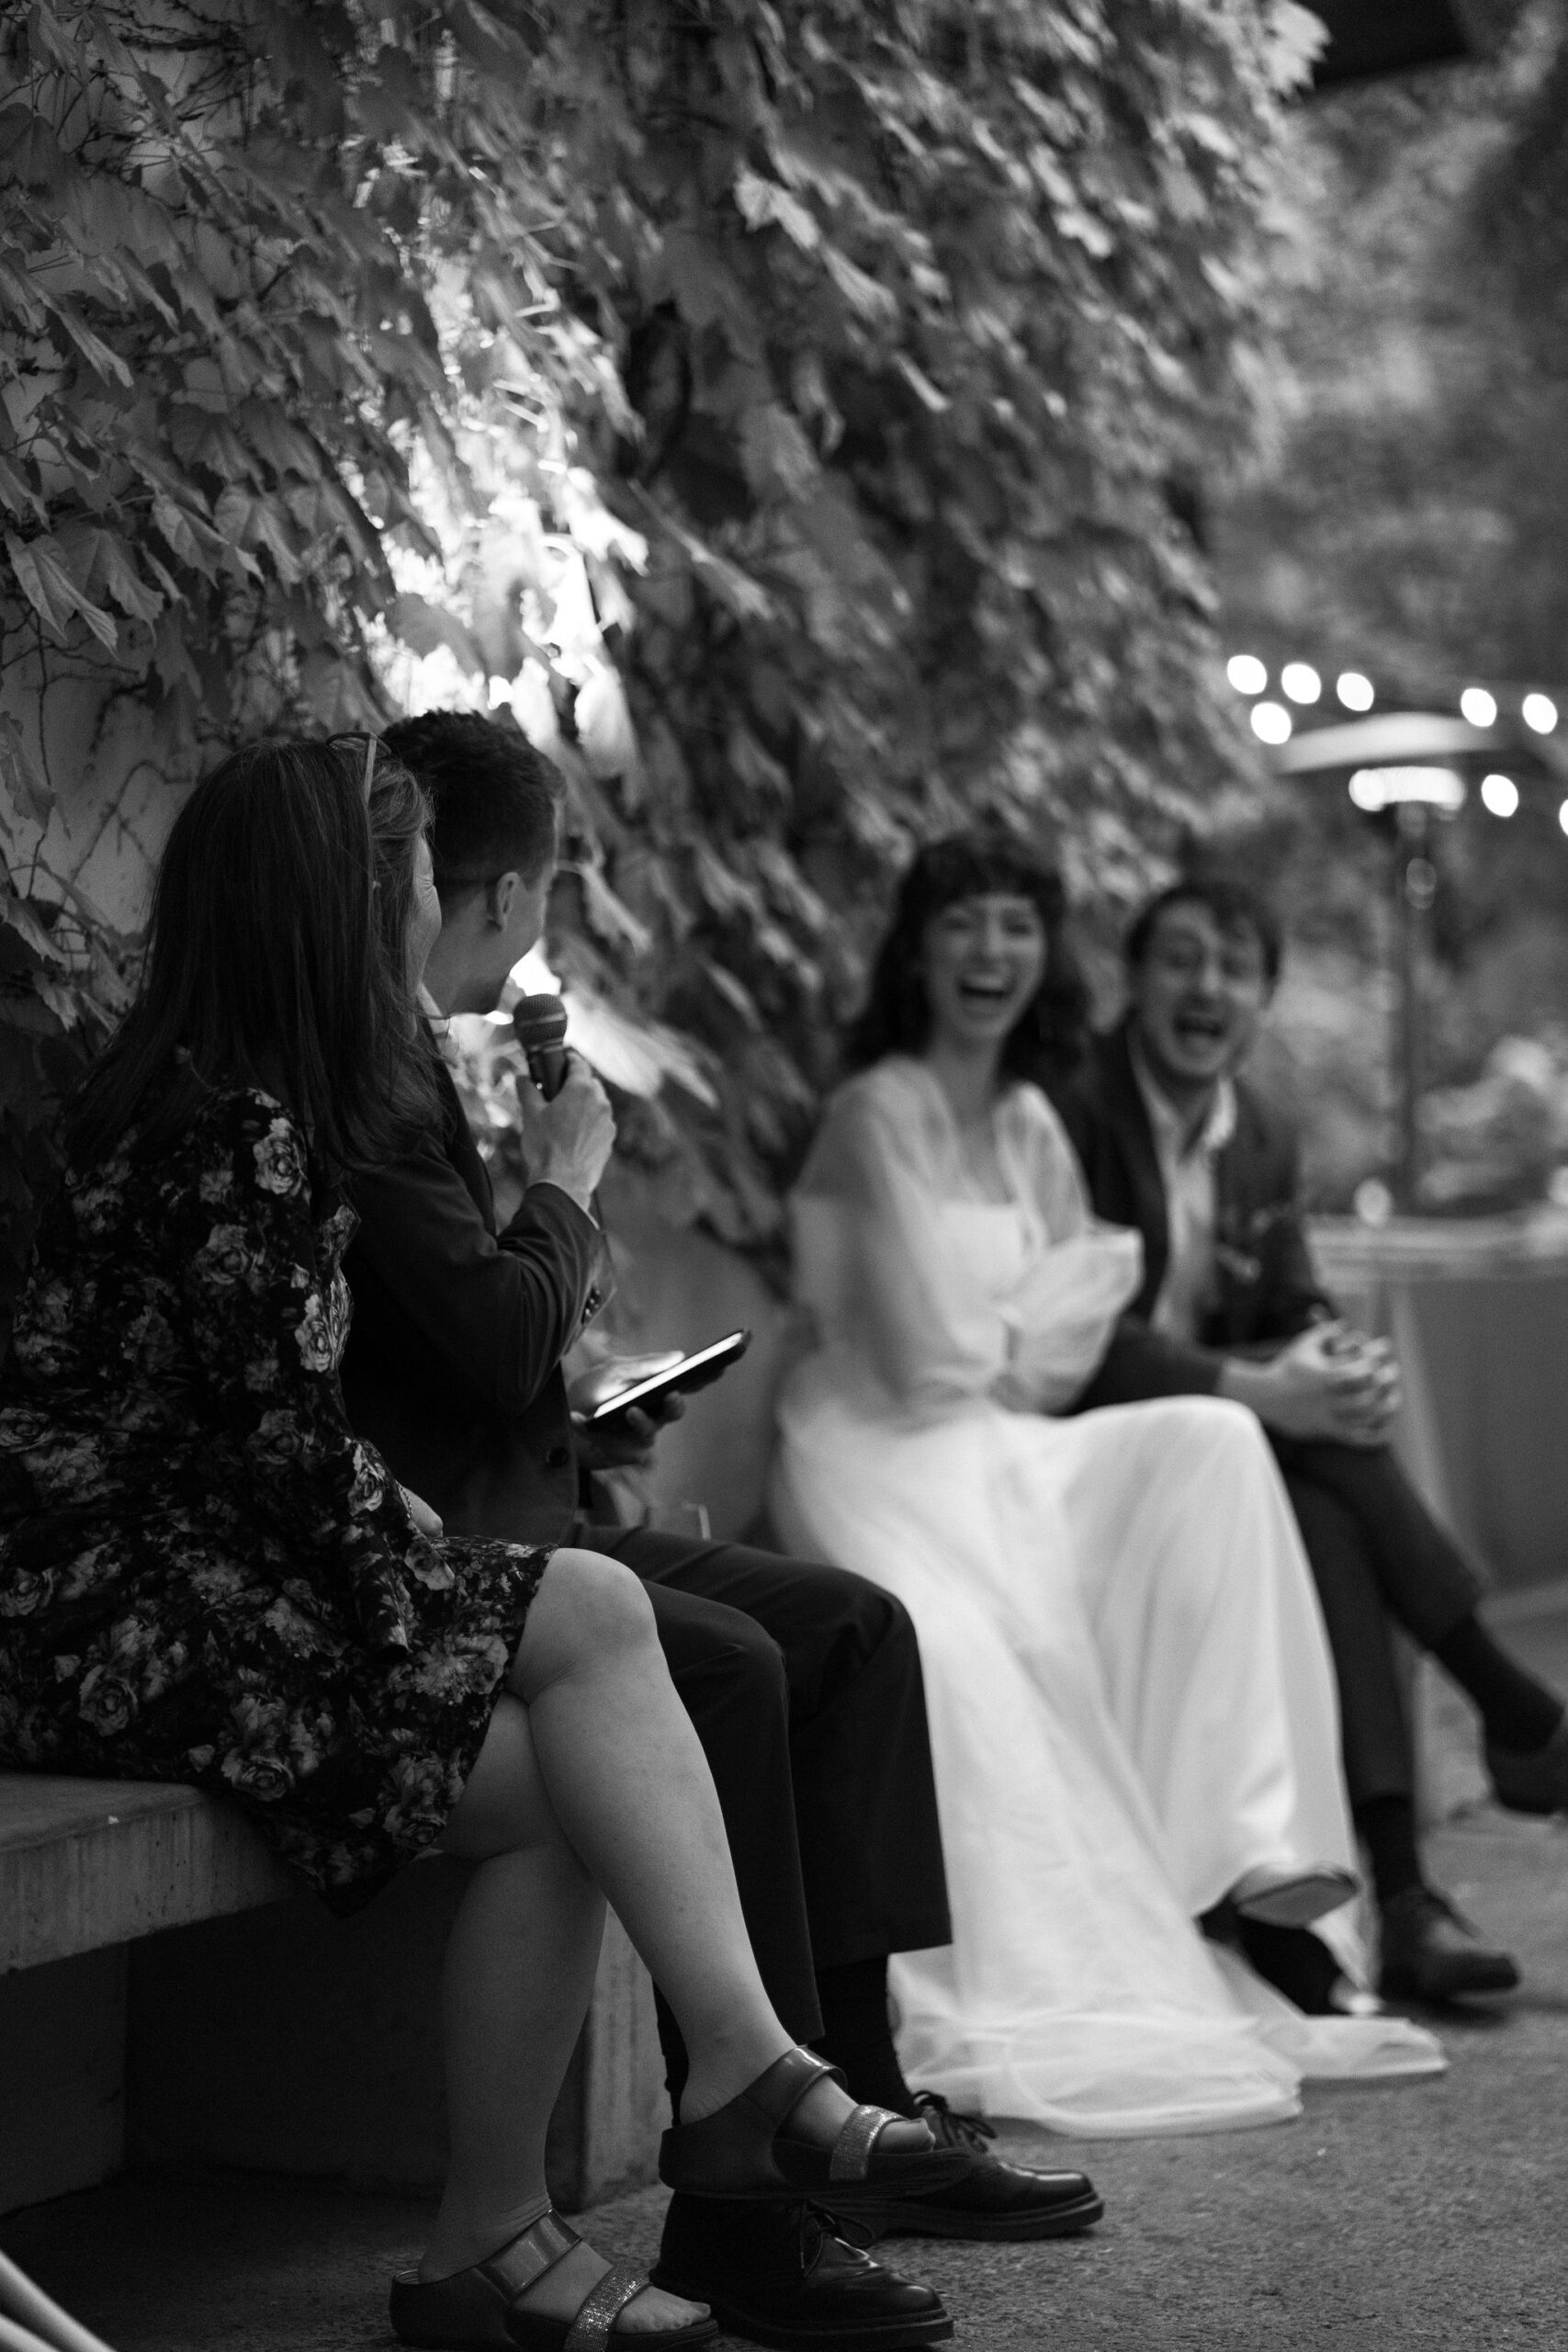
left=1050, top=1019, right=1336, bottom=1408
left=341, top=1054, right=610, bottom=1548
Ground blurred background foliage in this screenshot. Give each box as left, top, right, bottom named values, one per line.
left=1, top=0, right=1319, bottom=1314
left=1208, top=0, right=1568, bottom=1213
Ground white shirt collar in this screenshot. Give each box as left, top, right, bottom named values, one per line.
left=418, top=984, right=460, bottom=1069
left=1129, top=1033, right=1235, bottom=1168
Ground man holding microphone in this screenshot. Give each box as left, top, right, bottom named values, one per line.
left=340, top=711, right=1100, bottom=2350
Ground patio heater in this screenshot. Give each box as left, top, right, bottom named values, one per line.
left=1273, top=713, right=1502, bottom=1210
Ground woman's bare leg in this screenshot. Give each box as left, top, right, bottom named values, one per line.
left=506, top=1549, right=793, bottom=2120
left=422, top=1549, right=928, bottom=2310
left=424, top=1695, right=705, bottom=2333
left=509, top=1552, right=931, bottom=2152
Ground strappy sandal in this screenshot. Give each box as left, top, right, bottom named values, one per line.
left=658, top=2045, right=972, bottom=2210
left=389, top=2208, right=717, bottom=2349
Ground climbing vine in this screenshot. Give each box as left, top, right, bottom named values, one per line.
left=1, top=0, right=1317, bottom=1317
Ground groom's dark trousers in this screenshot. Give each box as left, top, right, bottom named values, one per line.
left=340, top=1049, right=950, bottom=2063
left=1055, top=1023, right=1484, bottom=1813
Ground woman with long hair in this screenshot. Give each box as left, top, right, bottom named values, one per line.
left=772, top=831, right=1441, bottom=2139
left=0, top=740, right=963, bottom=2352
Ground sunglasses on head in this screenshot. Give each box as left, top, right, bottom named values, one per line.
left=323, top=731, right=379, bottom=804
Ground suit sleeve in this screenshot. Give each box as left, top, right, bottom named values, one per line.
left=1072, top=1317, right=1224, bottom=1408
left=346, top=1128, right=609, bottom=1421
left=1247, top=1125, right=1337, bottom=1344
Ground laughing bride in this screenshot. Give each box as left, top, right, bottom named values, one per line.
left=771, top=832, right=1441, bottom=2137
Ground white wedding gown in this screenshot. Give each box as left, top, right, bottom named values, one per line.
left=772, top=1059, right=1442, bottom=2136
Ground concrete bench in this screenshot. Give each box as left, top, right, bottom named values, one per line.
left=2, top=1199, right=1529, bottom=2222
left=0, top=1774, right=666, bottom=2218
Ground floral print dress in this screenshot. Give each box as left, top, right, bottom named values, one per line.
left=0, top=1079, right=548, bottom=1911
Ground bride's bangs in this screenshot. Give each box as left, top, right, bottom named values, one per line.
left=914, top=833, right=1065, bottom=933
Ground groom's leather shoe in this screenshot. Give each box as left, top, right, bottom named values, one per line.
left=817, top=2094, right=1104, bottom=2244
left=1486, top=1714, right=1568, bottom=1815
left=654, top=2192, right=953, bottom=2349
left=1378, top=1885, right=1520, bottom=2003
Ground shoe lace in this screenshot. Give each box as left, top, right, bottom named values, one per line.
left=912, top=2088, right=995, bottom=2154
left=797, top=2202, right=876, bottom=2264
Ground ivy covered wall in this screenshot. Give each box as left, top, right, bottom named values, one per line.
left=0, top=0, right=1318, bottom=1315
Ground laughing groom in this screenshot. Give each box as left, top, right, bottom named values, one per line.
left=1055, top=873, right=1568, bottom=2009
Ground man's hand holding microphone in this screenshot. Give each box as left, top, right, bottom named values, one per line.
left=511, top=994, right=683, bottom=1470
left=512, top=992, right=616, bottom=1218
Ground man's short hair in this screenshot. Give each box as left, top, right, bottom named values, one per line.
left=382, top=712, right=562, bottom=896
left=1124, top=874, right=1283, bottom=986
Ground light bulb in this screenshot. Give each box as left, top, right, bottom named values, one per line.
left=1227, top=654, right=1268, bottom=696
left=1480, top=774, right=1518, bottom=818
left=1524, top=693, right=1559, bottom=734
left=1460, top=686, right=1497, bottom=728
left=1336, top=672, right=1374, bottom=712
left=1250, top=701, right=1292, bottom=746
left=1280, top=662, right=1321, bottom=705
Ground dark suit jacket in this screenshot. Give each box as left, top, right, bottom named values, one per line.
left=341, top=1055, right=611, bottom=1548
left=1050, top=1020, right=1336, bottom=1408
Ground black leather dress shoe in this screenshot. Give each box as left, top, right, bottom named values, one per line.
left=1378, top=1885, right=1520, bottom=2002
left=653, top=2193, right=952, bottom=2350
left=818, top=2094, right=1103, bottom=2244
left=1487, top=1715, right=1568, bottom=1815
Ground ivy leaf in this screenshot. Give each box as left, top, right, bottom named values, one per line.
left=0, top=890, right=70, bottom=967
left=0, top=108, right=63, bottom=192
left=0, top=450, right=44, bottom=523
left=4, top=530, right=118, bottom=650
left=574, top=862, right=654, bottom=956
left=30, top=975, right=83, bottom=1028
left=88, top=532, right=165, bottom=625
left=389, top=592, right=485, bottom=674
left=39, top=294, right=134, bottom=387
left=734, top=169, right=820, bottom=252
left=0, top=712, right=51, bottom=822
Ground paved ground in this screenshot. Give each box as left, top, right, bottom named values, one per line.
left=7, top=1614, right=1567, bottom=2351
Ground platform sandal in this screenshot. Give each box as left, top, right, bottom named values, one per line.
left=389, top=2208, right=718, bottom=2350
left=657, top=2045, right=972, bottom=2211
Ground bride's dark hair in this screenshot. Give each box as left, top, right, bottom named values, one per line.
left=845, top=829, right=1089, bottom=1087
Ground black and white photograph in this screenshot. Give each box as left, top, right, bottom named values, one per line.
left=1, top=4, right=1564, bottom=2346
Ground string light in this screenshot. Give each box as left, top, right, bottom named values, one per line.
left=1280, top=662, right=1321, bottom=705
left=1460, top=686, right=1497, bottom=728
left=1250, top=701, right=1292, bottom=745
left=1524, top=693, right=1559, bottom=734
left=1227, top=654, right=1268, bottom=695
left=1558, top=800, right=1568, bottom=838
left=1480, top=774, right=1518, bottom=817
left=1336, top=673, right=1374, bottom=711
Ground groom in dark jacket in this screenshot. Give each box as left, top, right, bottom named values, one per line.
left=342, top=713, right=1100, bottom=2333
left=1054, top=875, right=1568, bottom=2007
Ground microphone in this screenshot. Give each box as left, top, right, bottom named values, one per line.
left=513, top=992, right=570, bottom=1100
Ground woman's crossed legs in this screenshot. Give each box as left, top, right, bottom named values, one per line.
left=429, top=1544, right=928, bottom=2334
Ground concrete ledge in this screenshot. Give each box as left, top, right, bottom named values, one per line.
left=0, top=1945, right=126, bottom=2214
left=0, top=1776, right=293, bottom=1973
left=124, top=1858, right=666, bottom=2211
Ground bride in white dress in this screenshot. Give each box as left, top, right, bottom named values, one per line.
left=771, top=834, right=1441, bottom=2137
